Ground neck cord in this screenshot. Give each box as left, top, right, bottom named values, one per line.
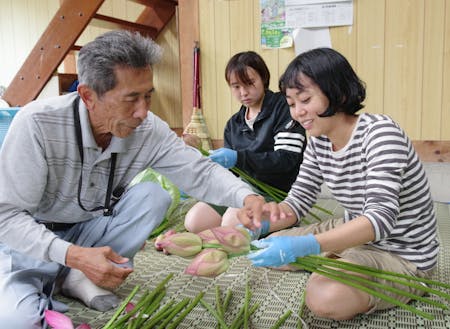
left=73, top=96, right=117, bottom=216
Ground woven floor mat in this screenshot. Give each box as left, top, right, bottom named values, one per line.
left=60, top=199, right=450, bottom=329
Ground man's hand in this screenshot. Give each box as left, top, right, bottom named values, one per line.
left=66, top=245, right=133, bottom=289
left=238, top=198, right=295, bottom=231
left=209, top=148, right=237, bottom=169
left=237, top=194, right=266, bottom=230
left=247, top=234, right=321, bottom=267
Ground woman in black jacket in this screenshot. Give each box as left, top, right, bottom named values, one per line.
left=184, top=51, right=306, bottom=237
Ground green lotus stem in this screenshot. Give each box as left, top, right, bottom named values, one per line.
left=232, top=166, right=330, bottom=220
left=113, top=290, right=150, bottom=326
left=304, top=256, right=450, bottom=301
left=311, top=204, right=334, bottom=215
left=244, top=277, right=251, bottom=329
left=306, top=211, right=323, bottom=222
left=229, top=303, right=259, bottom=329
left=114, top=288, right=165, bottom=327
left=215, top=285, right=224, bottom=321
left=167, top=291, right=204, bottom=329
left=223, top=289, right=233, bottom=313
left=148, top=298, right=190, bottom=329
left=270, top=310, right=292, bottom=329
left=133, top=289, right=165, bottom=328
left=102, top=285, right=140, bottom=329
left=140, top=299, right=176, bottom=329
left=291, top=261, right=435, bottom=320
left=200, top=299, right=230, bottom=329
left=297, top=257, right=447, bottom=310
left=108, top=274, right=173, bottom=328
left=199, top=145, right=332, bottom=220
left=306, top=255, right=450, bottom=290
left=156, top=299, right=189, bottom=328
left=297, top=290, right=306, bottom=329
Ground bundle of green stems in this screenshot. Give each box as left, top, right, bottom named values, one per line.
left=292, top=255, right=450, bottom=320
left=200, top=279, right=291, bottom=329
left=102, top=274, right=202, bottom=329
left=198, top=147, right=332, bottom=223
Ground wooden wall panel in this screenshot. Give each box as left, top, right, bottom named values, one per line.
left=152, top=16, right=182, bottom=128
left=0, top=0, right=59, bottom=89
left=422, top=0, right=445, bottom=140
left=355, top=0, right=385, bottom=114
left=196, top=0, right=450, bottom=145
left=384, top=0, right=424, bottom=139
left=442, top=0, right=450, bottom=140
left=199, top=0, right=220, bottom=135
left=213, top=1, right=232, bottom=135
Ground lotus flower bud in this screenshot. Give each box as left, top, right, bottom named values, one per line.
left=197, top=228, right=219, bottom=245
left=201, top=226, right=251, bottom=254
left=154, top=229, right=177, bottom=251
left=185, top=248, right=230, bottom=277
left=157, top=232, right=202, bottom=257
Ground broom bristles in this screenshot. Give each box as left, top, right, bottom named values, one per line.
left=184, top=107, right=213, bottom=151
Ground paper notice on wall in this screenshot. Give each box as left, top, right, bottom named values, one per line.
left=260, top=0, right=293, bottom=48
left=286, top=0, right=353, bottom=28
left=293, top=27, right=332, bottom=55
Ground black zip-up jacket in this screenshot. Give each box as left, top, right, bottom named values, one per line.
left=224, top=90, right=307, bottom=192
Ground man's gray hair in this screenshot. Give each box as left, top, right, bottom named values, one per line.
left=77, top=30, right=162, bottom=97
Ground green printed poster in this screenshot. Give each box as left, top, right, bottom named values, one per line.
left=260, top=0, right=293, bottom=49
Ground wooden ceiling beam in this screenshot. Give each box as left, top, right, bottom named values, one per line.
left=2, top=0, right=105, bottom=106
left=91, top=14, right=157, bottom=38
left=135, top=0, right=176, bottom=33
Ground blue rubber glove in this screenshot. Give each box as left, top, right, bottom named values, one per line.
left=247, top=234, right=320, bottom=267
left=209, top=148, right=237, bottom=169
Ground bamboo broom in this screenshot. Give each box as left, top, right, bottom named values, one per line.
left=183, top=41, right=213, bottom=151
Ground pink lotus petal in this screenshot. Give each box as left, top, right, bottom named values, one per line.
left=197, top=229, right=219, bottom=244
left=158, top=232, right=202, bottom=257
left=185, top=248, right=230, bottom=277
left=209, top=226, right=251, bottom=254
left=44, top=310, right=74, bottom=329
left=75, top=324, right=92, bottom=329
left=125, top=302, right=135, bottom=313
left=154, top=230, right=177, bottom=251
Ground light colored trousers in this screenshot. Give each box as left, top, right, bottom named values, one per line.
left=0, top=182, right=171, bottom=329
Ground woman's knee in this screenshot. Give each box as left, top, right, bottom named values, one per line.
left=305, top=273, right=370, bottom=320
left=221, top=208, right=240, bottom=227
left=184, top=202, right=221, bottom=233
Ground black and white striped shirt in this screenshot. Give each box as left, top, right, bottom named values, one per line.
left=284, top=113, right=439, bottom=270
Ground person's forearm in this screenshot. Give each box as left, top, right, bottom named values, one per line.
left=315, top=216, right=375, bottom=252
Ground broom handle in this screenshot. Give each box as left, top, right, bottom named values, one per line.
left=193, top=42, right=200, bottom=109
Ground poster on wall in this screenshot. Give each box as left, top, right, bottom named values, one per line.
left=285, top=0, right=353, bottom=28
left=260, top=0, right=293, bottom=49
left=260, top=0, right=353, bottom=49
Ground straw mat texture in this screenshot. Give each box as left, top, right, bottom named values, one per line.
left=60, top=199, right=450, bottom=329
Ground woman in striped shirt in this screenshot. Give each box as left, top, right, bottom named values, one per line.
left=244, top=47, right=439, bottom=320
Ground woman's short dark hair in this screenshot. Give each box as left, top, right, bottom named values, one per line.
left=225, top=51, right=270, bottom=89
left=279, top=47, right=366, bottom=114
